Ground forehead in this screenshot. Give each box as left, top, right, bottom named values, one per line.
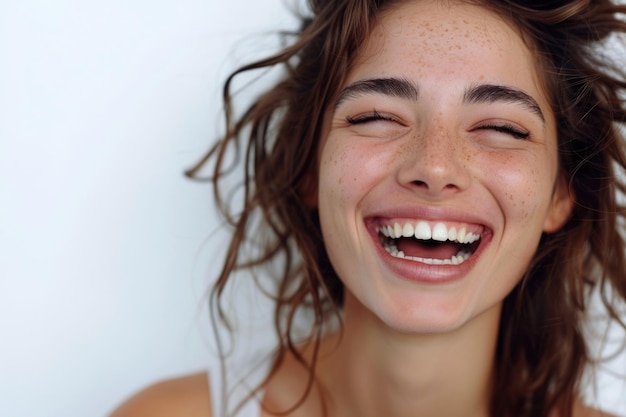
left=348, top=0, right=544, bottom=94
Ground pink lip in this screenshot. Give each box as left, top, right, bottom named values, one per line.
left=364, top=215, right=493, bottom=284
left=365, top=204, right=494, bottom=228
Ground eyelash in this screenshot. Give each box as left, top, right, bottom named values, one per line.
left=346, top=112, right=531, bottom=140
left=476, top=124, right=530, bottom=140
left=346, top=110, right=397, bottom=125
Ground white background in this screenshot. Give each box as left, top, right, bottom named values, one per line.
left=0, top=1, right=624, bottom=416
left=0, top=0, right=296, bottom=416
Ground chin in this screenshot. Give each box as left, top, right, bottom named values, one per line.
left=346, top=287, right=501, bottom=336
left=379, top=304, right=478, bottom=335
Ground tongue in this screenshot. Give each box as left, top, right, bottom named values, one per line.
left=397, top=238, right=461, bottom=259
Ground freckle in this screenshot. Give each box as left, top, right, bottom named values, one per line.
left=353, top=177, right=357, bottom=182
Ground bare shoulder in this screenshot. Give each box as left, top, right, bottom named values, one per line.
left=109, top=372, right=212, bottom=417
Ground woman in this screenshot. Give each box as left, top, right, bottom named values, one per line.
left=112, top=0, right=626, bottom=416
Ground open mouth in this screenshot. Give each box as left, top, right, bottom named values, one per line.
left=376, top=221, right=483, bottom=266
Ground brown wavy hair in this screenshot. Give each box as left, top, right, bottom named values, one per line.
left=187, top=0, right=626, bottom=416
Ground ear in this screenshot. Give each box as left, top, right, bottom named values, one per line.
left=543, top=175, right=574, bottom=233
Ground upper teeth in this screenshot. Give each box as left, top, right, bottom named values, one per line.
left=379, top=221, right=480, bottom=244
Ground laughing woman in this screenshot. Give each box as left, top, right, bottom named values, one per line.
left=111, top=0, right=626, bottom=416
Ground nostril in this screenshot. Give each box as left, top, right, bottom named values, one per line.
left=411, top=180, right=461, bottom=192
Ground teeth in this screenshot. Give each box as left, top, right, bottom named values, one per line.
left=381, top=245, right=472, bottom=265
left=402, top=223, right=414, bottom=237
left=380, top=221, right=481, bottom=244
left=457, top=227, right=466, bottom=243
left=464, top=231, right=480, bottom=244
left=383, top=239, right=398, bottom=253
left=377, top=221, right=481, bottom=266
left=414, top=221, right=431, bottom=240
left=432, top=222, right=448, bottom=242
left=394, top=223, right=403, bottom=238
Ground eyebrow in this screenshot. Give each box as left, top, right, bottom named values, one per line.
left=334, top=77, right=545, bottom=123
left=463, top=83, right=545, bottom=122
left=334, top=77, right=419, bottom=110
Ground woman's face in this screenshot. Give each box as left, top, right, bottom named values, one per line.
left=317, top=0, right=572, bottom=333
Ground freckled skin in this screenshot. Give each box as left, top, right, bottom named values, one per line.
left=316, top=0, right=573, bottom=333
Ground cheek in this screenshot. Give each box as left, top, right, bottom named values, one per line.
left=318, top=137, right=396, bottom=205
left=319, top=144, right=353, bottom=209
left=477, top=151, right=555, bottom=222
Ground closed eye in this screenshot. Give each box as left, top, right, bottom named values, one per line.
left=475, top=124, right=530, bottom=140
left=347, top=110, right=399, bottom=125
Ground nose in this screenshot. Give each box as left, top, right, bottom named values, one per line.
left=396, top=125, right=471, bottom=197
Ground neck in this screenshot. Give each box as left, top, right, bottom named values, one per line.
left=316, top=293, right=500, bottom=417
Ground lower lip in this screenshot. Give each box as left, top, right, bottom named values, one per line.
left=367, top=224, right=490, bottom=285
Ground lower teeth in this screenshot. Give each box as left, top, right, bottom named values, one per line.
left=382, top=241, right=471, bottom=265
